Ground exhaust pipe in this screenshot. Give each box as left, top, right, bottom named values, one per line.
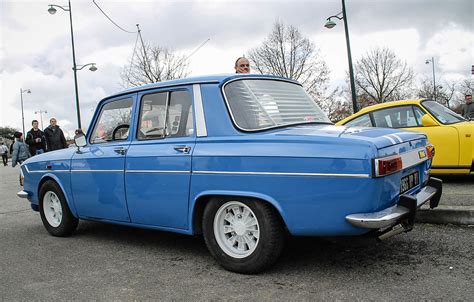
left=377, top=223, right=410, bottom=241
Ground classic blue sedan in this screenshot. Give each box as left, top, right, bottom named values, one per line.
left=18, top=74, right=442, bottom=273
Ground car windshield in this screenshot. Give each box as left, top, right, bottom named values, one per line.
left=223, top=79, right=331, bottom=131
left=422, top=100, right=466, bottom=124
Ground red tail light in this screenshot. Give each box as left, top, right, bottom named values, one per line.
left=375, top=155, right=403, bottom=177
left=426, top=145, right=435, bottom=159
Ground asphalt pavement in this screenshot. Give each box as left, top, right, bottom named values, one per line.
left=1, top=162, right=473, bottom=301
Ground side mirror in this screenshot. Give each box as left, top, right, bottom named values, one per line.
left=421, top=114, right=437, bottom=127
left=74, top=133, right=87, bottom=148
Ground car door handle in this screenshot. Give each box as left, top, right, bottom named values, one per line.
left=174, top=145, right=191, bottom=154
left=114, top=147, right=127, bottom=155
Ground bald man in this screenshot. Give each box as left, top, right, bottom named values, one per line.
left=234, top=57, right=250, bottom=74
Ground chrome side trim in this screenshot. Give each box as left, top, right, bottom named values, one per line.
left=27, top=170, right=70, bottom=173
left=126, top=170, right=189, bottom=174
left=71, top=170, right=123, bottom=173
left=193, top=84, right=207, bottom=137
left=193, top=170, right=369, bottom=178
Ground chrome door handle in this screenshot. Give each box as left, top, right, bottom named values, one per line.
left=174, top=145, right=191, bottom=154
left=114, top=147, right=127, bottom=155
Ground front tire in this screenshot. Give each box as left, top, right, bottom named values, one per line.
left=202, top=197, right=285, bottom=274
left=39, top=180, right=78, bottom=237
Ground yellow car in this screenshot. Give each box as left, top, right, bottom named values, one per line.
left=337, top=99, right=473, bottom=175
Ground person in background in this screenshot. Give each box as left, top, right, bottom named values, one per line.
left=12, top=132, right=30, bottom=167
left=461, top=94, right=473, bottom=119
left=26, top=120, right=46, bottom=155
left=234, top=57, right=250, bottom=74
left=0, top=142, right=8, bottom=166
left=44, top=118, right=68, bottom=151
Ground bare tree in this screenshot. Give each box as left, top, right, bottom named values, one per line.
left=121, top=43, right=190, bottom=88
left=248, top=21, right=330, bottom=101
left=416, top=77, right=458, bottom=109
left=354, top=47, right=414, bottom=103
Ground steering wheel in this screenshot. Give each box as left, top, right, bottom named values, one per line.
left=112, top=124, right=130, bottom=140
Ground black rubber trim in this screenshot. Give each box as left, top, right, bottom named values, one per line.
left=431, top=165, right=471, bottom=169
left=398, top=194, right=417, bottom=226
left=427, top=177, right=443, bottom=209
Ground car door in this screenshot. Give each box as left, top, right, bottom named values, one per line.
left=125, top=87, right=195, bottom=230
left=71, top=96, right=135, bottom=222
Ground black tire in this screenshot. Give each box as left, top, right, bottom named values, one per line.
left=39, top=180, right=78, bottom=237
left=202, top=197, right=285, bottom=274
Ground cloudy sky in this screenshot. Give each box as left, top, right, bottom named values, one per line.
left=1, top=0, right=472, bottom=137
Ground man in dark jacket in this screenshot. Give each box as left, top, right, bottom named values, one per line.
left=44, top=118, right=68, bottom=151
left=26, top=120, right=47, bottom=155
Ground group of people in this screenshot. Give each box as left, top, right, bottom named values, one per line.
left=2, top=118, right=68, bottom=168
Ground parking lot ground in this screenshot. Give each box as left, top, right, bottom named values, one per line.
left=1, top=166, right=473, bottom=301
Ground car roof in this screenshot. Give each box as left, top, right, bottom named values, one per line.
left=106, top=74, right=299, bottom=100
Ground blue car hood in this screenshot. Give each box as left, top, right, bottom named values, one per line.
left=272, top=124, right=426, bottom=149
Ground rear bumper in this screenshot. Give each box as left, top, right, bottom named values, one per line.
left=346, top=177, right=442, bottom=229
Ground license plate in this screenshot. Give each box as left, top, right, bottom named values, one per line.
left=400, top=171, right=419, bottom=194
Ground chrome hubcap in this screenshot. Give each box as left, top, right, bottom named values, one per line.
left=213, top=201, right=260, bottom=258
left=43, top=191, right=62, bottom=227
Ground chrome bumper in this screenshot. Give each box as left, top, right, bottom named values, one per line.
left=17, top=190, right=30, bottom=199
left=346, top=177, right=442, bottom=229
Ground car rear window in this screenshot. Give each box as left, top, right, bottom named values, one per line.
left=223, top=79, right=330, bottom=131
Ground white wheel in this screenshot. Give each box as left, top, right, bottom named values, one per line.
left=43, top=191, right=63, bottom=227
left=203, top=198, right=285, bottom=274
left=213, top=201, right=260, bottom=259
left=39, top=180, right=78, bottom=237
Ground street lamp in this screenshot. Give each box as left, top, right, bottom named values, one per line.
left=48, top=0, right=93, bottom=129
left=20, top=88, right=31, bottom=141
left=325, top=0, right=358, bottom=113
left=35, top=110, right=48, bottom=130
left=425, top=57, right=437, bottom=102
left=74, top=63, right=98, bottom=72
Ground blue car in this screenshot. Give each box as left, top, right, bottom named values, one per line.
left=18, top=74, right=442, bottom=273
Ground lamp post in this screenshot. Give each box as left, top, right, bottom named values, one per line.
left=35, top=110, right=48, bottom=130
left=325, top=0, right=358, bottom=113
left=20, top=88, right=31, bottom=141
left=48, top=0, right=85, bottom=129
left=425, top=57, right=436, bottom=101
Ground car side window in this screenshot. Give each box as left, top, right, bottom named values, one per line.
left=413, top=106, right=426, bottom=126
left=345, top=114, right=372, bottom=127
left=372, top=106, right=419, bottom=128
left=138, top=90, right=194, bottom=140
left=91, top=98, right=133, bottom=144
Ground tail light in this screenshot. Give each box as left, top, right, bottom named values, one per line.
left=426, top=145, right=435, bottom=159
left=374, top=155, right=403, bottom=177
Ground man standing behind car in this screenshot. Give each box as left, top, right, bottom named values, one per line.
left=234, top=57, right=250, bottom=74
left=44, top=118, right=68, bottom=151
left=461, top=94, right=473, bottom=119
left=26, top=120, right=47, bottom=155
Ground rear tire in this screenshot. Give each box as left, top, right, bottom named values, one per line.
left=202, top=197, right=285, bottom=274
left=39, top=180, right=78, bottom=237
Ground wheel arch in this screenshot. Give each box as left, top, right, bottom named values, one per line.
left=38, top=174, right=78, bottom=218
left=190, top=190, right=287, bottom=235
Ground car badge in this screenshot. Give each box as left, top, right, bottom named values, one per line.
left=418, top=150, right=427, bottom=159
